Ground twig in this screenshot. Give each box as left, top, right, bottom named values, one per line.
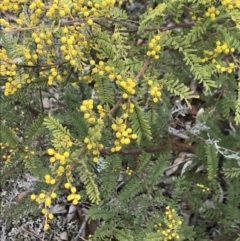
left=22, top=228, right=42, bottom=240
left=134, top=57, right=151, bottom=80
left=100, top=139, right=195, bottom=156
left=74, top=216, right=88, bottom=241
left=1, top=160, right=23, bottom=178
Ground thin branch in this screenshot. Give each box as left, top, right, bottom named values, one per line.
left=100, top=139, right=194, bottom=156
left=134, top=57, right=151, bottom=80
left=74, top=217, right=88, bottom=241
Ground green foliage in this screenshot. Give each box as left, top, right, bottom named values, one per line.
left=1, top=0, right=240, bottom=240
left=77, top=156, right=101, bottom=204
left=162, top=76, right=199, bottom=107
left=224, top=168, right=240, bottom=178
left=129, top=104, right=152, bottom=145
left=0, top=123, right=19, bottom=147
left=206, top=144, right=219, bottom=180
left=25, top=114, right=45, bottom=143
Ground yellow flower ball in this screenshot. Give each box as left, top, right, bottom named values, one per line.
left=71, top=187, right=77, bottom=193
left=67, top=194, right=74, bottom=201
left=65, top=183, right=71, bottom=189
left=39, top=193, right=46, bottom=199
left=41, top=208, right=47, bottom=214
left=44, top=223, right=49, bottom=230
left=30, top=194, right=36, bottom=200
left=72, top=199, right=78, bottom=205
left=50, top=179, right=56, bottom=185
left=87, top=19, right=93, bottom=25
left=51, top=192, right=57, bottom=198
left=45, top=197, right=51, bottom=207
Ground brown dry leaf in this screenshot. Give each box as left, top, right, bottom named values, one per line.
left=187, top=105, right=199, bottom=115
left=14, top=191, right=29, bottom=202
left=165, top=152, right=187, bottom=176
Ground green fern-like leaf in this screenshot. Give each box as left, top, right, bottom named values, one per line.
left=67, top=111, right=88, bottom=141
left=113, top=228, right=134, bottom=241
left=25, top=114, right=45, bottom=143
left=139, top=3, right=167, bottom=32
left=77, top=157, right=101, bottom=204
left=144, top=232, right=163, bottom=241
left=43, top=115, right=72, bottom=150
left=99, top=155, right=122, bottom=198
left=44, top=115, right=70, bottom=136
left=162, top=77, right=199, bottom=107
left=235, top=85, right=240, bottom=124
left=96, top=78, right=115, bottom=105
left=87, top=208, right=115, bottom=221
left=148, top=153, right=168, bottom=186
left=185, top=18, right=211, bottom=43
left=0, top=33, right=24, bottom=59
left=129, top=104, right=152, bottom=145
left=111, top=6, right=128, bottom=19
left=118, top=176, right=145, bottom=204
left=166, top=0, right=184, bottom=22
left=137, top=152, right=152, bottom=172
left=0, top=124, right=19, bottom=147
left=224, top=167, right=240, bottom=178
left=206, top=144, right=219, bottom=180
left=92, top=223, right=113, bottom=240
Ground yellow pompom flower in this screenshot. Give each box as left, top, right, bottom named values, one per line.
left=30, top=194, right=36, bottom=200
left=45, top=197, right=51, bottom=207
left=47, top=148, right=55, bottom=155
left=65, top=182, right=71, bottom=189
left=44, top=223, right=49, bottom=230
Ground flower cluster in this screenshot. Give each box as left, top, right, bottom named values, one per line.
left=214, top=41, right=235, bottom=55
left=189, top=11, right=199, bottom=21
left=1, top=142, right=11, bottom=162
left=125, top=167, right=133, bottom=175
left=23, top=146, right=35, bottom=160
left=0, top=18, right=10, bottom=27
left=84, top=137, right=104, bottom=162
left=30, top=191, right=57, bottom=230
left=0, top=0, right=122, bottom=95
left=48, top=148, right=70, bottom=164
left=0, top=49, right=21, bottom=96
left=196, top=183, right=210, bottom=192
left=44, top=174, right=56, bottom=185
left=119, top=78, right=137, bottom=99
left=148, top=80, right=162, bottom=103
left=102, top=0, right=116, bottom=8
left=0, top=0, right=21, bottom=12
left=48, top=67, right=63, bottom=85
left=202, top=41, right=235, bottom=63
left=47, top=148, right=71, bottom=177
left=64, top=183, right=81, bottom=205
left=91, top=60, right=115, bottom=79
left=80, top=99, right=97, bottom=124
left=147, top=35, right=161, bottom=60
left=221, top=0, right=240, bottom=9
left=111, top=117, right=137, bottom=152
left=97, top=105, right=106, bottom=118
left=216, top=62, right=235, bottom=73
left=154, top=206, right=183, bottom=240
left=201, top=41, right=235, bottom=73
left=46, top=0, right=71, bottom=18
left=205, top=6, right=220, bottom=20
